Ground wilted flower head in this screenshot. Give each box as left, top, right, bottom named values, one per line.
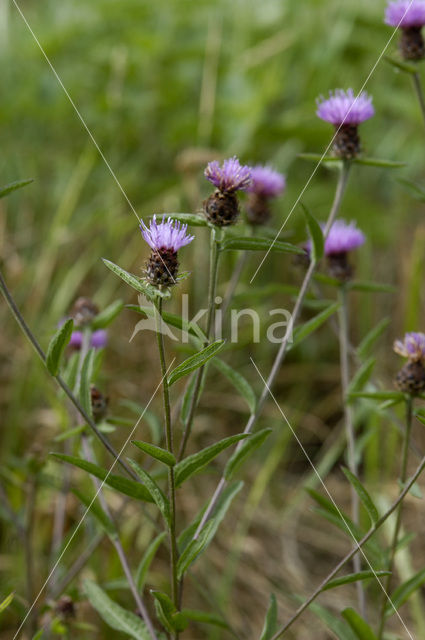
left=394, top=332, right=425, bottom=362
left=324, top=220, right=365, bottom=256
left=140, top=216, right=194, bottom=253
left=69, top=329, right=108, bottom=350
left=316, top=89, right=375, bottom=127
left=385, top=0, right=425, bottom=28
left=246, top=165, right=286, bottom=199
left=204, top=157, right=252, bottom=193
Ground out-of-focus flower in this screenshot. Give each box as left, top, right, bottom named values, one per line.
left=394, top=331, right=425, bottom=393
left=204, top=156, right=252, bottom=226
left=385, top=0, right=425, bottom=60
left=70, top=297, right=99, bottom=327
left=324, top=220, right=365, bottom=256
left=245, top=165, right=286, bottom=225
left=69, top=329, right=108, bottom=351
left=394, top=332, right=425, bottom=362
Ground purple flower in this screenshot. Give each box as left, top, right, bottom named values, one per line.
left=316, top=89, right=375, bottom=127
left=140, top=215, right=194, bottom=253
left=246, top=165, right=286, bottom=199
left=69, top=329, right=108, bottom=350
left=385, top=0, right=425, bottom=28
left=204, top=156, right=252, bottom=193
left=324, top=220, right=365, bottom=255
left=394, top=332, right=425, bottom=362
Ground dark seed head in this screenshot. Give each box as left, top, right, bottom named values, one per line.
left=400, top=27, right=425, bottom=61
left=90, top=385, right=109, bottom=422
left=327, top=252, right=353, bottom=282
left=56, top=595, right=75, bottom=619
left=70, top=297, right=99, bottom=328
left=145, top=248, right=179, bottom=287
left=395, top=361, right=425, bottom=394
left=204, top=190, right=240, bottom=227
left=333, top=125, right=361, bottom=159
left=246, top=194, right=272, bottom=226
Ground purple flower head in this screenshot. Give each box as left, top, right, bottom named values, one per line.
left=324, top=220, right=365, bottom=256
left=246, top=165, right=286, bottom=199
left=204, top=156, right=252, bottom=193
left=69, top=329, right=108, bottom=350
left=385, top=0, right=425, bottom=28
left=394, top=332, right=425, bottom=362
left=316, top=89, right=375, bottom=127
left=140, top=215, right=194, bottom=253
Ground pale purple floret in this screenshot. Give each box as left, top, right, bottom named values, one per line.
left=316, top=89, right=375, bottom=126
left=394, top=332, right=425, bottom=361
left=246, top=165, right=286, bottom=199
left=69, top=329, right=108, bottom=350
left=324, top=220, right=365, bottom=255
left=385, top=0, right=425, bottom=28
left=204, top=156, right=252, bottom=193
left=140, top=215, right=194, bottom=252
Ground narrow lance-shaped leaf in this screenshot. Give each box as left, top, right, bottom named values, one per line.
left=168, top=340, right=225, bottom=386
left=341, top=608, right=378, bottom=640
left=132, top=440, right=176, bottom=467
left=151, top=591, right=188, bottom=633
left=0, top=178, right=34, bottom=199
left=347, top=358, right=376, bottom=396
left=384, top=567, right=425, bottom=617
left=92, top=300, right=124, bottom=329
left=309, top=602, right=357, bottom=640
left=136, top=532, right=167, bottom=591
left=357, top=318, right=390, bottom=359
left=0, top=592, right=14, bottom=614
left=260, top=594, right=278, bottom=640
left=128, top=459, right=170, bottom=525
left=302, top=204, right=324, bottom=261
left=102, top=259, right=166, bottom=301
left=46, top=318, right=74, bottom=376
left=322, top=570, right=390, bottom=592
left=349, top=391, right=405, bottom=403
left=224, top=428, right=272, bottom=481
left=290, top=302, right=340, bottom=350
left=181, top=609, right=230, bottom=631
left=342, top=467, right=379, bottom=524
left=175, top=433, right=249, bottom=487
left=51, top=453, right=154, bottom=503
left=384, top=54, right=418, bottom=74
left=79, top=348, right=96, bottom=418
left=220, top=235, right=303, bottom=255
left=84, top=580, right=153, bottom=640
left=347, top=281, right=395, bottom=294
left=165, top=212, right=208, bottom=227
left=127, top=305, right=206, bottom=341
left=212, top=358, right=256, bottom=414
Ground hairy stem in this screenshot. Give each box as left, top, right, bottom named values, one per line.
left=193, top=161, right=351, bottom=539
left=338, top=285, right=365, bottom=616
left=155, top=298, right=179, bottom=630
left=412, top=72, right=425, bottom=128
left=377, top=396, right=413, bottom=640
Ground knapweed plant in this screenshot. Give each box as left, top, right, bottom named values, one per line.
left=4, top=2, right=425, bottom=640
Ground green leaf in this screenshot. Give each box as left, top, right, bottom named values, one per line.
left=84, top=580, right=153, bottom=639
left=309, top=602, right=357, bottom=640
left=46, top=319, right=74, bottom=376
left=92, top=300, right=124, bottom=329
left=102, top=259, right=162, bottom=301
left=72, top=489, right=118, bottom=539
left=53, top=424, right=86, bottom=443
left=132, top=440, right=176, bottom=467
left=349, top=391, right=405, bottom=403
left=51, top=454, right=154, bottom=503
left=290, top=303, right=340, bottom=350
left=301, top=204, right=324, bottom=261
left=128, top=459, right=170, bottom=525
left=357, top=319, right=390, bottom=359
left=175, top=433, right=249, bottom=487
left=220, top=236, right=303, bottom=255
left=347, top=358, right=376, bottom=396
left=177, top=481, right=243, bottom=578
left=0, top=178, right=34, bottom=199
left=0, top=592, right=14, bottom=614
left=353, top=157, right=405, bottom=169
left=385, top=567, right=425, bottom=616
left=151, top=591, right=188, bottom=633
left=348, top=281, right=396, bottom=294
left=168, top=340, right=225, bottom=386
left=127, top=304, right=206, bottom=341
left=212, top=358, right=256, bottom=414
left=181, top=609, right=230, bottom=631
left=79, top=348, right=96, bottom=418
left=341, top=608, right=378, bottom=639
left=322, top=570, right=390, bottom=592
left=165, top=212, right=208, bottom=227
left=260, top=594, right=278, bottom=640
left=224, top=429, right=272, bottom=481
left=135, top=532, right=167, bottom=591
left=341, top=467, right=379, bottom=524
left=384, top=54, right=418, bottom=74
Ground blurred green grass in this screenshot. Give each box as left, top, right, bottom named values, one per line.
left=2, top=0, right=425, bottom=638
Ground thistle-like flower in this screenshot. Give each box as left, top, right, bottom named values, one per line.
left=385, top=0, right=425, bottom=60
left=316, top=89, right=374, bottom=159
left=203, top=156, right=252, bottom=227
left=69, top=329, right=108, bottom=350
left=245, top=165, right=286, bottom=226
left=140, top=215, right=194, bottom=287
left=394, top=331, right=425, bottom=393
left=306, top=219, right=365, bottom=280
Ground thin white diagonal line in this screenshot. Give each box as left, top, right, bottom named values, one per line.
left=250, top=357, right=414, bottom=639
left=249, top=1, right=415, bottom=284
left=13, top=358, right=175, bottom=640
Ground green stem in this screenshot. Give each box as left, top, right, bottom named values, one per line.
left=412, top=72, right=425, bottom=128
left=338, top=285, right=365, bottom=617
left=177, top=227, right=221, bottom=461
left=377, top=396, right=413, bottom=640
left=155, top=298, right=179, bottom=631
